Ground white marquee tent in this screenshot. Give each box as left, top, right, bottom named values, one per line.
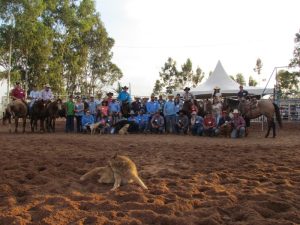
left=186, top=61, right=274, bottom=98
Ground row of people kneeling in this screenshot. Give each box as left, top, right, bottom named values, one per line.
left=79, top=108, right=246, bottom=138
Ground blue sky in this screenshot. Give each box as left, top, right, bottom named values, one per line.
left=96, top=0, right=300, bottom=96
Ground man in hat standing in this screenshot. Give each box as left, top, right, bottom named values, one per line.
left=163, top=94, right=176, bottom=133
left=117, top=86, right=132, bottom=105
left=212, top=86, right=222, bottom=98
left=88, top=95, right=97, bottom=121
left=40, top=84, right=53, bottom=101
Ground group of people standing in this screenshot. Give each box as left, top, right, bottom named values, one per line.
left=9, top=81, right=249, bottom=138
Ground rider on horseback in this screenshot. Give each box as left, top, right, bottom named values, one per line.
left=40, top=84, right=53, bottom=106
left=183, top=87, right=195, bottom=102
left=117, top=86, right=132, bottom=117
left=117, top=86, right=132, bottom=105
left=10, top=81, right=26, bottom=102
left=237, top=85, right=248, bottom=101
left=28, top=84, right=40, bottom=114
left=9, top=81, right=27, bottom=117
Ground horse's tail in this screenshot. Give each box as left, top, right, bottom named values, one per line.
left=273, top=103, right=282, bottom=128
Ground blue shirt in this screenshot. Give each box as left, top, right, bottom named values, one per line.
left=136, top=114, right=150, bottom=125
left=88, top=101, right=97, bottom=115
left=174, top=99, right=184, bottom=113
left=128, top=116, right=139, bottom=124
left=75, top=102, right=84, bottom=116
left=109, top=101, right=121, bottom=113
left=117, top=91, right=132, bottom=103
left=164, top=100, right=176, bottom=116
left=81, top=114, right=95, bottom=126
left=192, top=116, right=204, bottom=127
left=146, top=101, right=160, bottom=114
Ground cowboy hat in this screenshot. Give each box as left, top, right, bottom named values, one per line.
left=45, top=84, right=51, bottom=88
left=233, top=109, right=239, bottom=114
left=122, top=86, right=129, bottom=89
left=183, top=87, right=190, bottom=91
left=107, top=92, right=114, bottom=96
left=214, top=86, right=220, bottom=90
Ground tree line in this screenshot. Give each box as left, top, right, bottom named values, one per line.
left=153, top=29, right=300, bottom=97
left=0, top=0, right=122, bottom=96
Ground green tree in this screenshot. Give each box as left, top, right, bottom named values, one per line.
left=277, top=70, right=300, bottom=97
left=0, top=0, right=122, bottom=96
left=253, top=58, right=263, bottom=75
left=192, top=66, right=205, bottom=87
left=235, top=73, right=246, bottom=86
left=153, top=58, right=205, bottom=95
left=176, top=58, right=193, bottom=89
left=289, top=29, right=300, bottom=70
left=154, top=57, right=179, bottom=95
left=248, top=75, right=258, bottom=86
left=230, top=73, right=246, bottom=85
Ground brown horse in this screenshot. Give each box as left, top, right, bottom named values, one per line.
left=45, top=99, right=63, bottom=132
left=4, top=99, right=27, bottom=133
left=238, top=99, right=282, bottom=138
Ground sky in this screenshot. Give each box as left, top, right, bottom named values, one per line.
left=95, top=0, right=300, bottom=96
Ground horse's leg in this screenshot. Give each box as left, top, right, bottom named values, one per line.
left=30, top=117, right=35, bottom=132
left=53, top=118, right=56, bottom=132
left=15, top=117, right=18, bottom=133
left=272, top=120, right=276, bottom=138
left=22, top=117, right=26, bottom=133
left=39, top=119, right=42, bottom=132
left=8, top=116, right=12, bottom=133
left=265, top=119, right=271, bottom=138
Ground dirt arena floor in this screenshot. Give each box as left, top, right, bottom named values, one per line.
left=0, top=120, right=299, bottom=225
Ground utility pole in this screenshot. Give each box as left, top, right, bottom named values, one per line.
left=7, top=36, right=12, bottom=103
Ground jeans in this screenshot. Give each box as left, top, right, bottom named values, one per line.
left=165, top=115, right=176, bottom=133
left=191, top=124, right=203, bottom=136
left=231, top=127, right=245, bottom=138
left=75, top=115, right=82, bottom=132
left=65, top=115, right=74, bottom=132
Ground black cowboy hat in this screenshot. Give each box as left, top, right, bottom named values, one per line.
left=183, top=87, right=190, bottom=91
left=122, top=86, right=129, bottom=89
left=106, top=92, right=114, bottom=96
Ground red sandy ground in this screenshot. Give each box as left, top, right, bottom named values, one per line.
left=0, top=121, right=299, bottom=225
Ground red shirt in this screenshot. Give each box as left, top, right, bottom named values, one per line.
left=204, top=117, right=216, bottom=128
left=11, top=87, right=25, bottom=99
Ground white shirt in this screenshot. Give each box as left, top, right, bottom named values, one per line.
left=40, top=89, right=53, bottom=101
left=29, top=90, right=40, bottom=100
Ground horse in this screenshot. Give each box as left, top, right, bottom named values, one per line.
left=238, top=99, right=282, bottom=138
left=45, top=99, right=63, bottom=132
left=120, top=101, right=131, bottom=118
left=30, top=99, right=47, bottom=132
left=4, top=99, right=27, bottom=133
left=222, top=97, right=240, bottom=113
left=182, top=100, right=193, bottom=118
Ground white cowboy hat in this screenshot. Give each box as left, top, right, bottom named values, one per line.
left=45, top=84, right=51, bottom=88
left=214, top=86, right=220, bottom=90
left=233, top=109, right=239, bottom=114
